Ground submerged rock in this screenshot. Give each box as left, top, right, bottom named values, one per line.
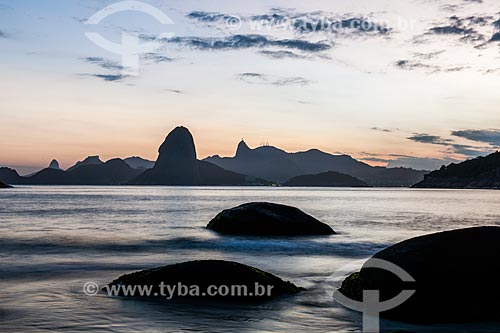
left=106, top=260, right=303, bottom=302
left=337, top=226, right=500, bottom=324
left=207, top=202, right=335, bottom=236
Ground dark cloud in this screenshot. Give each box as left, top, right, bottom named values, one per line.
left=0, top=30, right=7, bottom=38
left=82, top=57, right=123, bottom=71
left=258, top=50, right=306, bottom=59
left=394, top=59, right=467, bottom=73
left=395, top=60, right=432, bottom=70
left=452, top=129, right=500, bottom=146
left=142, top=53, right=173, bottom=63
left=493, top=19, right=500, bottom=29
left=407, top=133, right=489, bottom=157
left=91, top=74, right=127, bottom=82
left=428, top=16, right=486, bottom=42
left=236, top=72, right=311, bottom=86
left=490, top=32, right=500, bottom=42
left=186, top=11, right=235, bottom=23
left=408, top=133, right=452, bottom=145
left=161, top=34, right=332, bottom=53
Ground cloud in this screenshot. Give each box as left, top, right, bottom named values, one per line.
left=91, top=74, right=127, bottom=82
left=142, top=53, right=173, bottom=63
left=407, top=133, right=452, bottom=145
left=493, top=19, right=500, bottom=29
left=250, top=10, right=390, bottom=36
left=165, top=89, right=183, bottom=94
left=82, top=57, right=124, bottom=71
left=394, top=59, right=467, bottom=73
left=428, top=16, right=486, bottom=42
left=158, top=34, right=332, bottom=53
left=395, top=60, right=432, bottom=70
left=258, top=50, right=306, bottom=59
left=236, top=72, right=311, bottom=86
left=186, top=11, right=235, bottom=23
left=490, top=32, right=500, bottom=42
left=371, top=127, right=396, bottom=133
left=451, top=129, right=500, bottom=146
left=0, top=30, right=6, bottom=38
left=407, top=133, right=490, bottom=157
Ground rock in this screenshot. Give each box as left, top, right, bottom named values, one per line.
left=283, top=171, right=370, bottom=187
left=106, top=260, right=304, bottom=302
left=0, top=181, right=12, bottom=188
left=207, top=202, right=335, bottom=236
left=48, top=159, right=61, bottom=170
left=337, top=226, right=500, bottom=324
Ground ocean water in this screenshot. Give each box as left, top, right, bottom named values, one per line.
left=1, top=186, right=500, bottom=333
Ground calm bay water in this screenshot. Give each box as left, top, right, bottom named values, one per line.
left=1, top=186, right=500, bottom=332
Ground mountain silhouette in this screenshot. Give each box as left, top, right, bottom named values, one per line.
left=283, top=171, right=370, bottom=187
left=204, top=140, right=426, bottom=186
left=413, top=151, right=500, bottom=188
left=0, top=167, right=23, bottom=184
left=1, top=159, right=141, bottom=185
left=67, top=156, right=103, bottom=172
left=124, top=156, right=154, bottom=170
left=48, top=159, right=61, bottom=170
left=132, top=127, right=261, bottom=185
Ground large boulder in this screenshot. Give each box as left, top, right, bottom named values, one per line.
left=337, top=226, right=500, bottom=323
left=106, top=260, right=303, bottom=302
left=207, top=202, right=335, bottom=236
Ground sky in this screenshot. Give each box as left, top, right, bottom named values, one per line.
left=1, top=0, right=500, bottom=174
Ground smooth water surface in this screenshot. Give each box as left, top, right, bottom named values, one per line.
left=1, top=186, right=500, bottom=332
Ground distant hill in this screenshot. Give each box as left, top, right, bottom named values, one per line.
left=66, top=156, right=103, bottom=172
left=0, top=167, right=24, bottom=184
left=413, top=151, right=500, bottom=188
left=131, top=127, right=269, bottom=186
left=124, top=156, right=154, bottom=170
left=204, top=140, right=427, bottom=186
left=0, top=159, right=141, bottom=185
left=283, top=171, right=370, bottom=187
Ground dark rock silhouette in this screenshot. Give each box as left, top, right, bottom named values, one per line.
left=67, top=155, right=103, bottom=172
left=207, top=202, right=335, bottom=236
left=283, top=171, right=370, bottom=187
left=106, top=260, right=304, bottom=302
left=204, top=141, right=427, bottom=186
left=0, top=181, right=12, bottom=188
left=132, top=127, right=264, bottom=185
left=413, top=151, right=500, bottom=188
left=0, top=167, right=23, bottom=184
left=63, top=158, right=141, bottom=185
left=48, top=159, right=61, bottom=170
left=5, top=159, right=140, bottom=185
left=337, top=226, right=500, bottom=323
left=124, top=156, right=154, bottom=170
